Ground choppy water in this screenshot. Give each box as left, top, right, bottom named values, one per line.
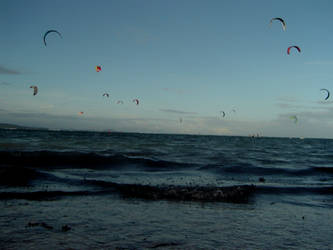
left=1, top=129, right=333, bottom=249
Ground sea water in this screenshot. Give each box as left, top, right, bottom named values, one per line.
left=1, top=129, right=332, bottom=249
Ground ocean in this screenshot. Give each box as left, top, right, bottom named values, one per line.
left=0, top=129, right=332, bottom=249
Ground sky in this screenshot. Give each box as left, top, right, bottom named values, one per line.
left=1, top=0, right=333, bottom=138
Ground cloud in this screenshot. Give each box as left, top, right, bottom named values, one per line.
left=0, top=81, right=12, bottom=86
left=0, top=65, right=21, bottom=75
left=276, top=96, right=301, bottom=103
left=0, top=109, right=232, bottom=135
left=2, top=107, right=333, bottom=138
left=304, top=61, right=333, bottom=65
left=39, top=104, right=55, bottom=109
left=276, top=102, right=314, bottom=110
left=276, top=101, right=331, bottom=110
left=162, top=88, right=186, bottom=94
left=317, top=100, right=333, bottom=105
left=160, top=109, right=197, bottom=115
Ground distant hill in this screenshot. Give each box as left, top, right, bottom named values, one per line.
left=0, top=123, right=47, bottom=130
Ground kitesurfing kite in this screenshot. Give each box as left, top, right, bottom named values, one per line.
left=290, top=115, right=298, bottom=124
left=133, top=99, right=139, bottom=105
left=43, top=30, right=62, bottom=46
left=30, top=85, right=38, bottom=96
left=78, top=111, right=84, bottom=115
left=287, top=46, right=301, bottom=55
left=320, top=88, right=330, bottom=100
left=103, top=93, right=109, bottom=98
left=269, top=17, right=286, bottom=31
left=117, top=100, right=124, bottom=104
left=96, top=66, right=102, bottom=72
left=220, top=111, right=226, bottom=118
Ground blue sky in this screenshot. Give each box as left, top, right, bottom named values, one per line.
left=1, top=0, right=333, bottom=138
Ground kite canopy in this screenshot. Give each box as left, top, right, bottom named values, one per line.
left=103, top=93, right=109, bottom=98
left=30, top=85, right=38, bottom=96
left=220, top=111, right=226, bottom=118
left=96, top=66, right=102, bottom=72
left=287, top=46, right=301, bottom=55
left=320, top=88, right=330, bottom=100
left=133, top=99, right=139, bottom=105
left=78, top=111, right=84, bottom=115
left=270, top=17, right=286, bottom=31
left=289, top=115, right=298, bottom=124
left=43, top=30, right=62, bottom=46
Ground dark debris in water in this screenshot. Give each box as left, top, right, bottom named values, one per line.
left=117, top=183, right=256, bottom=203
left=149, top=242, right=181, bottom=248
left=27, top=222, right=72, bottom=232
left=259, top=177, right=266, bottom=183
left=27, top=222, right=53, bottom=230
left=61, top=224, right=71, bottom=232
left=0, top=171, right=256, bottom=202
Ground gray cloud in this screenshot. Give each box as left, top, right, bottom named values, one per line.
left=304, top=61, right=333, bottom=65
left=160, top=109, right=197, bottom=115
left=317, top=100, right=333, bottom=105
left=276, top=96, right=301, bottom=103
left=0, top=81, right=12, bottom=86
left=0, top=65, right=21, bottom=75
left=2, top=108, right=333, bottom=138
left=276, top=101, right=330, bottom=111
left=162, top=88, right=186, bottom=94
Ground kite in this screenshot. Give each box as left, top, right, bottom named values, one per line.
left=269, top=17, right=286, bottom=31
left=96, top=66, right=102, bottom=72
left=290, top=115, right=298, bottom=124
left=43, top=30, right=62, bottom=46
left=117, top=100, right=124, bottom=104
left=220, top=111, right=226, bottom=118
left=30, top=85, right=38, bottom=96
left=78, top=112, right=84, bottom=115
left=287, top=46, right=301, bottom=55
left=320, top=88, right=330, bottom=100
left=133, top=99, right=139, bottom=105
left=103, top=93, right=109, bottom=98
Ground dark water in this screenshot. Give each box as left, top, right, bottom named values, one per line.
left=1, top=129, right=333, bottom=249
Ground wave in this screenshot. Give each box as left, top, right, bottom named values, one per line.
left=200, top=163, right=333, bottom=176
left=0, top=150, right=195, bottom=170
left=256, top=185, right=333, bottom=195
left=1, top=165, right=331, bottom=202
left=0, top=166, right=47, bottom=186
left=0, top=180, right=256, bottom=203
left=2, top=177, right=332, bottom=202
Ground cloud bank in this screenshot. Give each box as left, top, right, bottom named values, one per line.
left=0, top=65, right=21, bottom=75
